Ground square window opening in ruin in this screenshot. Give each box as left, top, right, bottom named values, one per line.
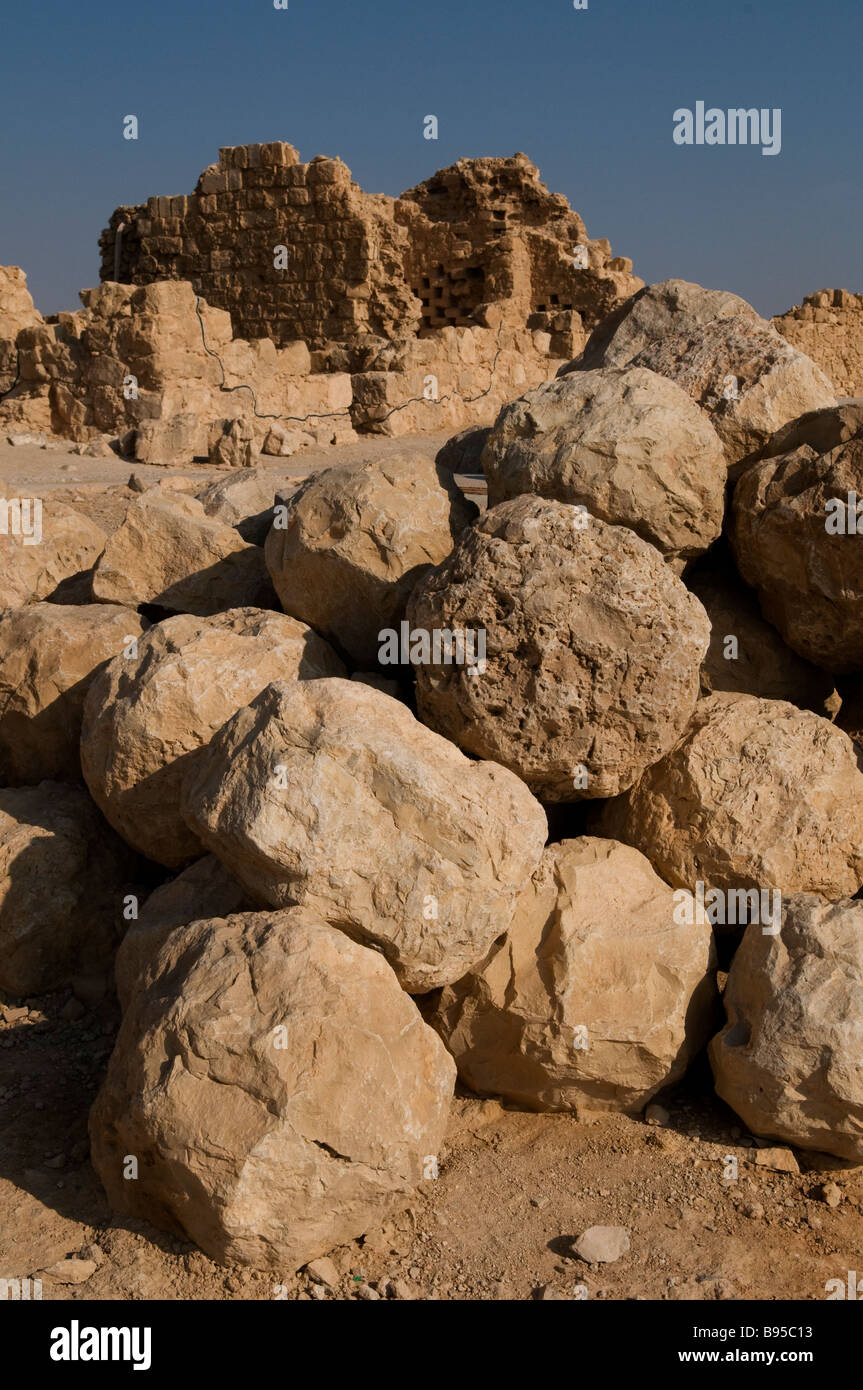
left=434, top=287, right=443, bottom=298
left=537, top=304, right=547, bottom=312
left=551, top=294, right=560, bottom=305
left=422, top=277, right=430, bottom=288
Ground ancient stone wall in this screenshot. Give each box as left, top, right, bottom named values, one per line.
left=99, top=143, right=642, bottom=352
left=773, top=289, right=863, bottom=398
left=0, top=266, right=42, bottom=395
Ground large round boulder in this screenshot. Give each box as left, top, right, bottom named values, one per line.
left=599, top=693, right=863, bottom=901
left=263, top=454, right=476, bottom=666
left=81, top=608, right=344, bottom=868
left=90, top=910, right=456, bottom=1269
left=181, top=677, right=547, bottom=993
left=630, top=315, right=836, bottom=473
left=558, top=278, right=759, bottom=374
left=710, top=896, right=863, bottom=1160
left=731, top=438, right=863, bottom=672
left=431, top=838, right=718, bottom=1115
left=407, top=496, right=710, bottom=801
left=0, top=781, right=138, bottom=995
left=481, top=367, right=727, bottom=562
left=0, top=603, right=146, bottom=784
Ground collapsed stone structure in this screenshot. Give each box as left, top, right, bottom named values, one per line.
left=773, top=289, right=863, bottom=398
left=100, top=143, right=640, bottom=353
left=0, top=144, right=644, bottom=458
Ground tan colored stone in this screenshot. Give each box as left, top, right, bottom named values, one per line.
left=482, top=366, right=727, bottom=560
left=264, top=454, right=477, bottom=665
left=600, top=693, right=863, bottom=900
left=208, top=416, right=254, bottom=468
left=731, top=438, right=863, bottom=672
left=115, top=855, right=252, bottom=1012
left=431, top=838, right=717, bottom=1114
left=759, top=400, right=863, bottom=460
left=181, top=677, right=547, bottom=992
left=0, top=781, right=137, bottom=995
left=91, top=492, right=273, bottom=616
left=0, top=603, right=146, bottom=784
left=408, top=496, right=710, bottom=801
left=774, top=289, right=863, bottom=398
left=0, top=499, right=106, bottom=606
left=90, top=910, right=456, bottom=1269
left=630, top=315, right=836, bottom=473
left=710, top=895, right=863, bottom=1161
left=81, top=608, right=344, bottom=868
left=197, top=468, right=303, bottom=543
left=560, top=278, right=758, bottom=373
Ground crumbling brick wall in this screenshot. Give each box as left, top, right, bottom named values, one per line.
left=99, top=143, right=641, bottom=352
left=773, top=289, right=863, bottom=398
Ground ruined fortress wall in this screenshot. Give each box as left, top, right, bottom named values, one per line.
left=100, top=144, right=642, bottom=351
left=101, top=143, right=420, bottom=350
left=773, top=289, right=863, bottom=398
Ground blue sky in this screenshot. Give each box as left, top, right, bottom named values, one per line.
left=2, top=0, right=861, bottom=318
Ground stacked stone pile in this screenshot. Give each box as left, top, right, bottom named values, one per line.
left=1, top=274, right=862, bottom=1276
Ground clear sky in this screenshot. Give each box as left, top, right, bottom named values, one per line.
left=2, top=0, right=861, bottom=319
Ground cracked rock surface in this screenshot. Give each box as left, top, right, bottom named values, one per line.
left=90, top=910, right=456, bottom=1269
left=182, top=676, right=547, bottom=992
left=431, top=837, right=717, bottom=1114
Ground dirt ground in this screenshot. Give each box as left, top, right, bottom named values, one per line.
left=1, top=983, right=861, bottom=1303
left=0, top=433, right=860, bottom=1304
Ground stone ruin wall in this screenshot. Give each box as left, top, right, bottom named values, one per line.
left=100, top=142, right=641, bottom=355
left=773, top=289, right=863, bottom=399
left=0, top=145, right=645, bottom=456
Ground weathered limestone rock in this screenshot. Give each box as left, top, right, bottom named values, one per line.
left=773, top=289, right=863, bottom=399
left=560, top=279, right=758, bottom=373
left=0, top=499, right=106, bottom=606
left=115, top=855, right=252, bottom=1012
left=0, top=266, right=43, bottom=394
left=630, top=315, right=836, bottom=473
left=81, top=609, right=344, bottom=868
left=731, top=439, right=863, bottom=672
left=208, top=416, right=254, bottom=469
left=431, top=838, right=717, bottom=1114
left=90, top=910, right=456, bottom=1269
left=759, top=400, right=863, bottom=460
left=196, top=469, right=303, bottom=543
left=481, top=366, right=727, bottom=561
left=710, top=895, right=863, bottom=1161
left=182, top=678, right=547, bottom=992
left=0, top=782, right=137, bottom=995
left=134, top=412, right=205, bottom=466
left=687, top=567, right=839, bottom=717
left=0, top=603, right=146, bottom=784
left=264, top=454, right=477, bottom=665
left=91, top=492, right=273, bottom=616
left=261, top=425, right=316, bottom=457
left=408, top=497, right=710, bottom=801
left=600, top=693, right=863, bottom=899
